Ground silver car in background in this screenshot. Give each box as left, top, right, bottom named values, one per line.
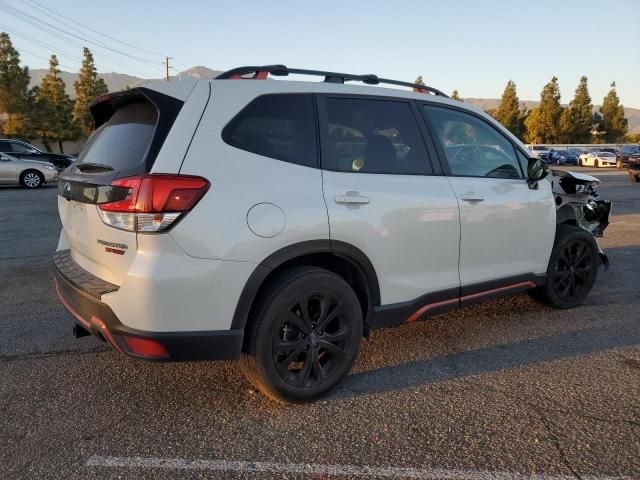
left=0, top=152, right=58, bottom=188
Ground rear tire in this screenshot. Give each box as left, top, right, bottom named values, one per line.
left=594, top=159, right=599, bottom=168
left=20, top=170, right=43, bottom=189
left=240, top=266, right=363, bottom=403
left=529, top=225, right=599, bottom=309
left=578, top=159, right=583, bottom=166
left=630, top=172, right=640, bottom=183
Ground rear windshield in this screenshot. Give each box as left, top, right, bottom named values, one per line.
left=76, top=101, right=157, bottom=172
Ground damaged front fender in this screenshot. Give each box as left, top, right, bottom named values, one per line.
left=551, top=169, right=612, bottom=270
left=551, top=169, right=612, bottom=237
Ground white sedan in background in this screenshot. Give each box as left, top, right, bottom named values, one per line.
left=0, top=152, right=58, bottom=188
left=579, top=151, right=617, bottom=167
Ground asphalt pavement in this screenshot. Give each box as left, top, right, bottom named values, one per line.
left=1, top=168, right=639, bottom=479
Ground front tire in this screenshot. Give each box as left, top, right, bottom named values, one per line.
left=529, top=225, right=599, bottom=309
left=20, top=170, right=43, bottom=189
left=594, top=159, right=599, bottom=168
left=630, top=172, right=640, bottom=183
left=240, top=266, right=363, bottom=403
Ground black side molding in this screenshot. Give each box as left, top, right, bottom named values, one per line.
left=369, top=273, right=545, bottom=329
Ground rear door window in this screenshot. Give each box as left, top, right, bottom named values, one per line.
left=321, top=97, right=432, bottom=175
left=76, top=101, right=158, bottom=172
left=222, top=94, right=317, bottom=168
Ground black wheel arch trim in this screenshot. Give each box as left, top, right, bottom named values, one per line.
left=230, top=240, right=381, bottom=331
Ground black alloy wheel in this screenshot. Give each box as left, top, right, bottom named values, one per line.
left=550, top=238, right=595, bottom=302
left=241, top=266, right=362, bottom=403
left=272, top=292, right=353, bottom=389
left=529, top=225, right=599, bottom=309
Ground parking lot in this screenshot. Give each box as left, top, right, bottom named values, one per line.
left=1, top=168, right=639, bottom=479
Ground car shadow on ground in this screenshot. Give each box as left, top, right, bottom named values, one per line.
left=333, top=320, right=639, bottom=400
left=328, top=245, right=640, bottom=402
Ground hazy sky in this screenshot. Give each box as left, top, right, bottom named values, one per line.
left=4, top=0, right=640, bottom=107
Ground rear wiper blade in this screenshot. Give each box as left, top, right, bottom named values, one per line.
left=74, top=162, right=114, bottom=172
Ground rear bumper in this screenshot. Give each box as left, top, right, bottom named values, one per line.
left=53, top=250, right=243, bottom=361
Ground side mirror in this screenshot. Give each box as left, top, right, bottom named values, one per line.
left=527, top=157, right=548, bottom=189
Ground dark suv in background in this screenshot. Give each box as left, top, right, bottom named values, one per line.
left=617, top=145, right=640, bottom=169
left=0, top=139, right=76, bottom=171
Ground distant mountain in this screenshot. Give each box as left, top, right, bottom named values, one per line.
left=28, top=66, right=223, bottom=97
left=176, top=66, right=223, bottom=80
left=27, top=68, right=640, bottom=134
left=29, top=69, right=143, bottom=96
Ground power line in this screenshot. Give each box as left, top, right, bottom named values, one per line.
left=0, top=1, right=159, bottom=65
left=19, top=0, right=166, bottom=58
left=0, top=23, right=85, bottom=66
left=0, top=16, right=152, bottom=77
left=0, top=7, right=157, bottom=78
left=172, top=58, right=191, bottom=69
left=0, top=1, right=162, bottom=77
left=15, top=46, right=75, bottom=71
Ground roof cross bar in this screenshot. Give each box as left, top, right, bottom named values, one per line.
left=216, top=65, right=449, bottom=97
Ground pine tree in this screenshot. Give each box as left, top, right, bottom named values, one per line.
left=0, top=32, right=31, bottom=137
left=525, top=76, right=563, bottom=143
left=493, top=80, right=526, bottom=140
left=451, top=90, right=462, bottom=102
left=34, top=55, right=78, bottom=153
left=558, top=107, right=573, bottom=143
left=560, top=76, right=595, bottom=143
left=73, top=47, right=107, bottom=138
left=598, top=82, right=628, bottom=143
left=413, top=75, right=425, bottom=92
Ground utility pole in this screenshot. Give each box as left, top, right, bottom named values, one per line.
left=164, top=56, right=173, bottom=81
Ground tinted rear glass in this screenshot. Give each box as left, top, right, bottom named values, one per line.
left=222, top=94, right=317, bottom=168
left=76, top=101, right=157, bottom=172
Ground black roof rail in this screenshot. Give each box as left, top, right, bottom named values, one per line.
left=215, top=65, right=449, bottom=98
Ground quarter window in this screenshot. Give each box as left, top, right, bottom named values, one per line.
left=423, top=106, right=523, bottom=179
left=222, top=94, right=317, bottom=168
left=322, top=98, right=431, bottom=175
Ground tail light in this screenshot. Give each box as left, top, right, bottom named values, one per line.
left=97, top=174, right=210, bottom=233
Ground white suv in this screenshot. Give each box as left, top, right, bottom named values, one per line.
left=54, top=65, right=611, bottom=402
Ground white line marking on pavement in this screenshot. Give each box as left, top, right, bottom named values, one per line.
left=86, top=455, right=634, bottom=480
